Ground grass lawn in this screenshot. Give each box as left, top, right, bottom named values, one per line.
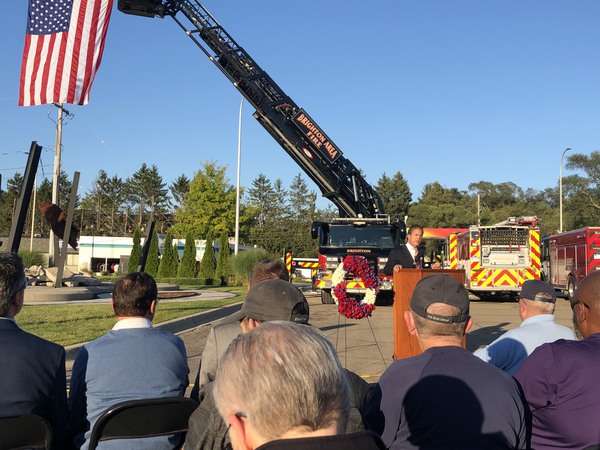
left=17, top=286, right=246, bottom=347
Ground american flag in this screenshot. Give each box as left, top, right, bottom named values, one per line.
left=19, top=0, right=114, bottom=106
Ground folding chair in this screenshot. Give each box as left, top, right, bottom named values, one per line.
left=0, top=415, right=53, bottom=450
left=87, top=397, right=198, bottom=450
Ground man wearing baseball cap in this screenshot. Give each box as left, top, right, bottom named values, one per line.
left=363, top=274, right=528, bottom=449
left=474, top=279, right=575, bottom=375
left=191, top=259, right=292, bottom=401
left=185, top=279, right=372, bottom=449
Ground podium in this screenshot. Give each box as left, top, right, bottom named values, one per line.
left=392, top=268, right=466, bottom=360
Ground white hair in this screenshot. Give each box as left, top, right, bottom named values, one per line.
left=213, top=321, right=350, bottom=440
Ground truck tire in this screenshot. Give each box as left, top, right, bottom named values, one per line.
left=321, top=289, right=335, bottom=304
left=567, top=277, right=576, bottom=300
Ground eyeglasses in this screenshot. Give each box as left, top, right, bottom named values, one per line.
left=571, top=299, right=591, bottom=311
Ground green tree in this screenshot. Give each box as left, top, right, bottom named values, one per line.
left=561, top=175, right=600, bottom=231
left=124, top=163, right=171, bottom=228
left=170, top=174, right=190, bottom=209
left=80, top=170, right=126, bottom=236
left=158, top=232, right=179, bottom=278
left=247, top=173, right=274, bottom=227
left=0, top=172, right=22, bottom=234
left=127, top=227, right=143, bottom=273
left=410, top=182, right=476, bottom=228
left=36, top=171, right=76, bottom=211
left=467, top=181, right=523, bottom=223
left=566, top=151, right=600, bottom=211
left=288, top=173, right=317, bottom=222
left=145, top=231, right=160, bottom=277
left=376, top=171, right=412, bottom=221
left=173, top=161, right=236, bottom=238
left=199, top=233, right=217, bottom=283
left=177, top=232, right=198, bottom=278
left=215, top=232, right=231, bottom=285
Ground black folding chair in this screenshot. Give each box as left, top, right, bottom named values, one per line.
left=0, top=415, right=53, bottom=450
left=87, top=397, right=198, bottom=450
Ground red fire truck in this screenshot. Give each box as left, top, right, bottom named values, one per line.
left=540, top=227, right=600, bottom=299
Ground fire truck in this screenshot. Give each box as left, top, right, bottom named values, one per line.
left=450, top=217, right=541, bottom=299
left=118, top=0, right=407, bottom=304
left=540, top=227, right=600, bottom=299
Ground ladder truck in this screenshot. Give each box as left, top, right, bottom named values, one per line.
left=118, top=0, right=406, bottom=304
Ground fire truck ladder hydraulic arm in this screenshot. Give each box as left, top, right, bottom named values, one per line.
left=119, top=0, right=384, bottom=219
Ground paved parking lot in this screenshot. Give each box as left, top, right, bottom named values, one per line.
left=177, top=290, right=576, bottom=387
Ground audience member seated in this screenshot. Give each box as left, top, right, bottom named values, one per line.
left=212, top=321, right=385, bottom=450
left=184, top=279, right=370, bottom=449
left=190, top=258, right=289, bottom=401
left=363, top=274, right=528, bottom=449
left=0, top=252, right=68, bottom=446
left=474, top=279, right=575, bottom=374
left=515, top=271, right=600, bottom=450
left=68, top=272, right=189, bottom=449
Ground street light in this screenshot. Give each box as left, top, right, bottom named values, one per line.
left=234, top=97, right=244, bottom=255
left=559, top=147, right=572, bottom=233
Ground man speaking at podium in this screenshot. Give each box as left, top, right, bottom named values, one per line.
left=383, top=225, right=440, bottom=275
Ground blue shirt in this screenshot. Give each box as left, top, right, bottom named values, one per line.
left=473, top=314, right=575, bottom=375
left=69, top=326, right=189, bottom=449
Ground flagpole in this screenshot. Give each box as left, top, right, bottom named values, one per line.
left=49, top=103, right=63, bottom=267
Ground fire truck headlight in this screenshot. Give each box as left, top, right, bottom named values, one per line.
left=482, top=246, right=491, bottom=257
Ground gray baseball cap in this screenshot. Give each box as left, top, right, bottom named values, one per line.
left=229, top=279, right=310, bottom=324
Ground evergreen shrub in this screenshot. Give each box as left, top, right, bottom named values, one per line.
left=230, top=249, right=273, bottom=286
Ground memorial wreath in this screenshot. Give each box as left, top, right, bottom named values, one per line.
left=331, top=255, right=380, bottom=319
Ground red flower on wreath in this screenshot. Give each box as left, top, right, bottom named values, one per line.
left=331, top=255, right=380, bottom=320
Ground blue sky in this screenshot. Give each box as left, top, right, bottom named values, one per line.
left=1, top=1, right=598, bottom=210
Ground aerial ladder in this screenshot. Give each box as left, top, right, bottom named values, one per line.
left=119, top=0, right=384, bottom=219
left=118, top=0, right=406, bottom=304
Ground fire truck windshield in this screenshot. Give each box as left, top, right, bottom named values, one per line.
left=322, top=224, right=395, bottom=249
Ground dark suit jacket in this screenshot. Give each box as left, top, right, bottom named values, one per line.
left=382, top=245, right=424, bottom=275
left=0, top=319, right=68, bottom=444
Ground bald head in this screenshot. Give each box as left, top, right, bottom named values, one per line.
left=572, top=272, right=600, bottom=310
left=571, top=272, right=600, bottom=338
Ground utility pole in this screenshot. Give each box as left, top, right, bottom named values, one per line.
left=48, top=103, right=70, bottom=266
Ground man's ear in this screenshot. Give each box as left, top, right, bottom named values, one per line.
left=404, top=310, right=417, bottom=336
left=11, top=290, right=25, bottom=315
left=464, top=316, right=473, bottom=334
left=149, top=300, right=157, bottom=315
left=574, top=303, right=588, bottom=325
left=227, top=413, right=251, bottom=450
left=247, top=318, right=260, bottom=330
left=111, top=298, right=115, bottom=314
